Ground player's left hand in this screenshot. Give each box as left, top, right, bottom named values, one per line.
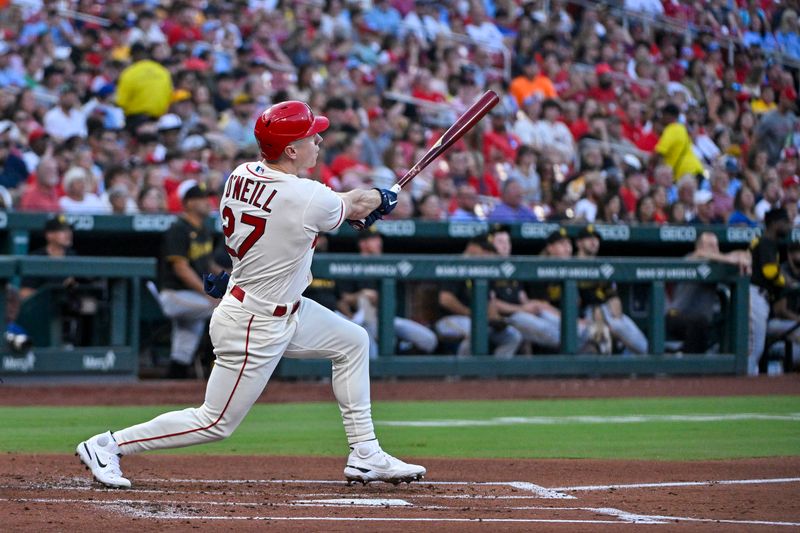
left=203, top=271, right=230, bottom=299
left=347, top=210, right=382, bottom=230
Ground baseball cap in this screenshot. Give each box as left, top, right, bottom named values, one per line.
left=694, top=190, right=713, bottom=205
left=44, top=215, right=72, bottom=233
left=489, top=223, right=511, bottom=236
left=232, top=93, right=253, bottom=106
left=595, top=63, right=613, bottom=76
left=545, top=227, right=570, bottom=245
left=764, top=207, right=789, bottom=226
left=182, top=160, right=203, bottom=174
left=467, top=233, right=496, bottom=252
left=357, top=225, right=381, bottom=241
left=171, top=89, right=192, bottom=103
left=181, top=134, right=207, bottom=152
left=781, top=146, right=798, bottom=160
left=157, top=113, right=182, bottom=131
left=180, top=181, right=209, bottom=202
left=723, top=155, right=740, bottom=174
left=622, top=153, right=642, bottom=170
left=783, top=175, right=800, bottom=189
left=28, top=128, right=47, bottom=144
left=96, top=84, right=115, bottom=99
left=577, top=224, right=601, bottom=241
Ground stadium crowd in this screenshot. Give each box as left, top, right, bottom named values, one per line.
left=0, top=0, right=798, bottom=227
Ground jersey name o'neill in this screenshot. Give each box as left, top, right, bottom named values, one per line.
left=220, top=162, right=346, bottom=303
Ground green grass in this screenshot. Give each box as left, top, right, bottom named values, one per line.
left=2, top=396, right=799, bottom=460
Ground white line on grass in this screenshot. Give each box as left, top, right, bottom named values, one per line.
left=379, top=413, right=800, bottom=427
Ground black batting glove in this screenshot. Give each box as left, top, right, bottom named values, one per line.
left=203, top=271, right=230, bottom=299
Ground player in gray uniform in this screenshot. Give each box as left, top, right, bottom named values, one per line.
left=76, top=101, right=425, bottom=488
left=338, top=228, right=438, bottom=357
left=749, top=208, right=794, bottom=375
left=574, top=225, right=648, bottom=355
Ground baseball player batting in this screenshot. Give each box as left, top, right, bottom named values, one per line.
left=76, top=101, right=424, bottom=488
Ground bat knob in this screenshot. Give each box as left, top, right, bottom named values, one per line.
left=348, top=219, right=367, bottom=231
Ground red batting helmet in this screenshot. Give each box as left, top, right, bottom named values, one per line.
left=253, top=101, right=330, bottom=161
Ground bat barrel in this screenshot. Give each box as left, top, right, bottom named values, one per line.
left=396, top=91, right=499, bottom=189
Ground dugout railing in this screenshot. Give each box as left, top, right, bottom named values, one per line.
left=0, top=253, right=748, bottom=378
left=0, top=256, right=155, bottom=377
left=270, top=254, right=750, bottom=378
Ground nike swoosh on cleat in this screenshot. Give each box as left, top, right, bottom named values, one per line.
left=85, top=443, right=108, bottom=468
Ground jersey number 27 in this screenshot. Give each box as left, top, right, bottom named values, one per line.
left=221, top=206, right=265, bottom=259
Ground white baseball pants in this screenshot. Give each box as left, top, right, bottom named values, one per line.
left=114, top=296, right=376, bottom=454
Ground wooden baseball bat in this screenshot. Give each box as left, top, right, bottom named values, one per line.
left=350, top=90, right=500, bottom=230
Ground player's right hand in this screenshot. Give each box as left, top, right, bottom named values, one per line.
left=374, top=187, right=398, bottom=216
left=203, top=271, right=230, bottom=299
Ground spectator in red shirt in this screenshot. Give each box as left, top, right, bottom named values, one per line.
left=410, top=68, right=446, bottom=103
left=588, top=63, right=617, bottom=106
left=619, top=168, right=650, bottom=217
left=20, top=157, right=61, bottom=212
left=162, top=5, right=202, bottom=47
left=482, top=107, right=521, bottom=166
left=329, top=134, right=371, bottom=190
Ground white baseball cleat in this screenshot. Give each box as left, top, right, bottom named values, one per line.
left=344, top=440, right=426, bottom=485
left=76, top=431, right=131, bottom=488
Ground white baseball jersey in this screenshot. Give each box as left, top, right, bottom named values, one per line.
left=220, top=161, right=346, bottom=303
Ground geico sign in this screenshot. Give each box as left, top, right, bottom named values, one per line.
left=595, top=225, right=630, bottom=241
left=520, top=223, right=560, bottom=239
left=376, top=220, right=416, bottom=237
left=64, top=214, right=94, bottom=231
left=726, top=226, right=761, bottom=242
left=659, top=226, right=696, bottom=242
left=448, top=222, right=488, bottom=237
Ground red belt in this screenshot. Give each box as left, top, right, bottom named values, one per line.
left=230, top=285, right=300, bottom=317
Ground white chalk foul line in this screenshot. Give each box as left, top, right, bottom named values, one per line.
left=293, top=498, right=412, bottom=507
left=139, top=478, right=573, bottom=499
left=379, top=413, right=800, bottom=427
left=553, top=477, right=800, bottom=492
left=5, top=496, right=800, bottom=527
left=0, top=496, right=419, bottom=509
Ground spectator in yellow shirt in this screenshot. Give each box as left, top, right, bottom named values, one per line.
left=752, top=85, right=777, bottom=115
left=509, top=57, right=557, bottom=107
left=116, top=43, right=173, bottom=131
left=651, top=103, right=704, bottom=182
